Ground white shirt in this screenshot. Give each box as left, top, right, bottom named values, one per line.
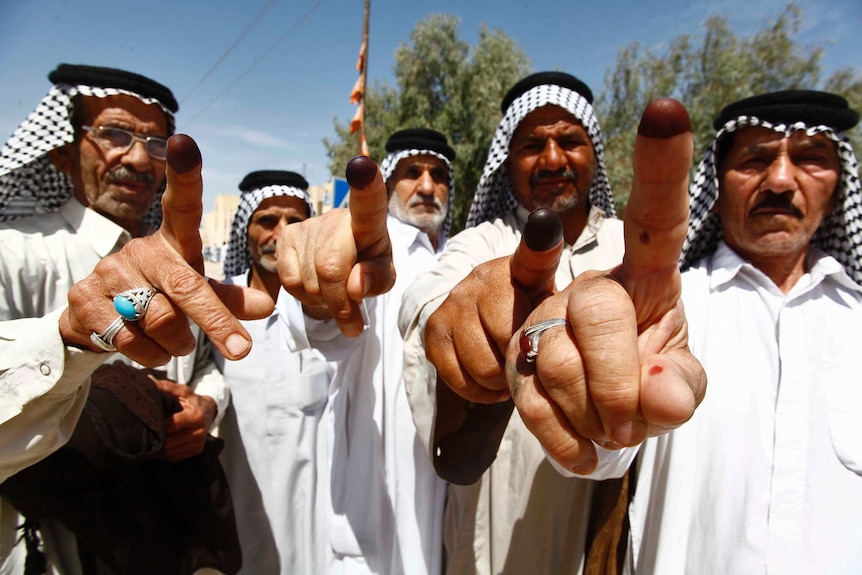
left=214, top=273, right=333, bottom=575
left=629, top=242, right=862, bottom=575
left=400, top=205, right=627, bottom=575
left=0, top=199, right=226, bottom=573
left=279, top=215, right=447, bottom=575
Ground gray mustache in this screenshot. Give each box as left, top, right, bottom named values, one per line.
left=530, top=169, right=577, bottom=186
left=108, top=166, right=155, bottom=186
left=261, top=244, right=277, bottom=255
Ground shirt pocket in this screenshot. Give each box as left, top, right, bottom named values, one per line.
left=826, top=374, right=862, bottom=475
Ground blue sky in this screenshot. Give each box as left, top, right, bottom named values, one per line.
left=1, top=0, right=859, bottom=214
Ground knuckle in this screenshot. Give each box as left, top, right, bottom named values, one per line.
left=316, top=256, right=348, bottom=284
left=162, top=270, right=204, bottom=300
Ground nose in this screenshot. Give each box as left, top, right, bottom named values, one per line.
left=417, top=169, right=436, bottom=195
left=274, top=216, right=292, bottom=233
left=122, top=138, right=153, bottom=171
left=762, top=147, right=798, bottom=194
left=538, top=138, right=566, bottom=172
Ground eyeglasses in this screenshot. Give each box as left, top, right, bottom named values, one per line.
left=81, top=125, right=168, bottom=161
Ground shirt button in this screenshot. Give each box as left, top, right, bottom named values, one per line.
left=39, top=363, right=51, bottom=376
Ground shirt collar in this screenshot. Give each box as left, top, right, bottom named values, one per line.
left=387, top=213, right=445, bottom=255
left=709, top=240, right=862, bottom=294
left=60, top=198, right=132, bottom=257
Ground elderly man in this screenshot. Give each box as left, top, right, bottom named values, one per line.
left=279, top=72, right=702, bottom=575
left=619, top=90, right=862, bottom=573
left=397, top=71, right=699, bottom=574
left=215, top=170, right=332, bottom=574
left=0, top=64, right=229, bottom=573
left=276, top=127, right=456, bottom=574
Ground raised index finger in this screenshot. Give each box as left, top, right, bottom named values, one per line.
left=343, top=155, right=395, bottom=301
left=160, top=134, right=206, bottom=271
left=585, top=98, right=693, bottom=444
left=147, top=134, right=268, bottom=359
left=613, top=98, right=693, bottom=324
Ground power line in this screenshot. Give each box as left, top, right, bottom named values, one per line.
left=180, top=0, right=281, bottom=105
left=184, top=0, right=326, bottom=127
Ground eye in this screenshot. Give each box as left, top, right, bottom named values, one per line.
left=516, top=140, right=544, bottom=153
left=732, top=152, right=770, bottom=172
left=97, top=126, right=133, bottom=147
left=557, top=136, right=587, bottom=151
left=254, top=215, right=279, bottom=228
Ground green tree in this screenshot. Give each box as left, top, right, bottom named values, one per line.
left=323, top=14, right=531, bottom=232
left=596, top=2, right=862, bottom=212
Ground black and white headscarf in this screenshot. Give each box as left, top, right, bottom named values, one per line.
left=465, top=84, right=616, bottom=228
left=380, top=148, right=455, bottom=237
left=223, top=184, right=315, bottom=278
left=681, top=116, right=862, bottom=284
left=0, top=83, right=176, bottom=229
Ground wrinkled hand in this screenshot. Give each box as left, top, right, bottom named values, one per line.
left=425, top=209, right=564, bottom=405
left=149, top=376, right=216, bottom=461
left=277, top=155, right=395, bottom=336
left=506, top=98, right=706, bottom=474
left=59, top=135, right=274, bottom=366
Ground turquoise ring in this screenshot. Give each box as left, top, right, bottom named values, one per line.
left=113, top=287, right=156, bottom=321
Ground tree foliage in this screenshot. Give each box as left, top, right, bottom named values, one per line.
left=596, top=2, right=862, bottom=212
left=324, top=14, right=531, bottom=232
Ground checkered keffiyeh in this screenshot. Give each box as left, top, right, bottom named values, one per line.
left=0, top=84, right=176, bottom=229
left=465, top=83, right=616, bottom=228
left=223, top=185, right=316, bottom=278
left=681, top=116, right=862, bottom=284
left=380, top=148, right=455, bottom=238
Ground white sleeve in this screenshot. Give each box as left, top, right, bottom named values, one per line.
left=276, top=287, right=366, bottom=361
left=0, top=308, right=106, bottom=482
left=545, top=443, right=641, bottom=480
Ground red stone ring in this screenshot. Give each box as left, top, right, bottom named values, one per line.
left=518, top=318, right=568, bottom=364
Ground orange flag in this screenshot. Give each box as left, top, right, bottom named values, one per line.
left=356, top=39, right=367, bottom=72
left=350, top=74, right=364, bottom=105
left=350, top=102, right=364, bottom=135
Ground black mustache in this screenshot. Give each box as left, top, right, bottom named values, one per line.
left=530, top=169, right=577, bottom=186
left=107, top=166, right=155, bottom=186
left=750, top=192, right=803, bottom=218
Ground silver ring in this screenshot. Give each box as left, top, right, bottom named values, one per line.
left=113, top=287, right=156, bottom=321
left=90, top=316, right=125, bottom=352
left=519, top=318, right=568, bottom=364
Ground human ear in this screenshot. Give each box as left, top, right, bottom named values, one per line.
left=47, top=145, right=73, bottom=174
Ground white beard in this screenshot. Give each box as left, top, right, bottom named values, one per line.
left=388, top=193, right=447, bottom=236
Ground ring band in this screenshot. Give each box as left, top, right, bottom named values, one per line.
left=519, top=318, right=567, bottom=364
left=113, top=287, right=156, bottom=321
left=90, top=316, right=125, bottom=352
left=90, top=286, right=156, bottom=352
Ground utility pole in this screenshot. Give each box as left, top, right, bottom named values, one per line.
left=359, top=0, right=370, bottom=156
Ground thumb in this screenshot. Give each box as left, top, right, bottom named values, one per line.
left=148, top=374, right=187, bottom=398
left=511, top=208, right=564, bottom=303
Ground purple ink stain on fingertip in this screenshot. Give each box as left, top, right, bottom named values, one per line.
left=638, top=98, right=691, bottom=139
left=166, top=134, right=201, bottom=174
left=524, top=208, right=563, bottom=251
left=345, top=155, right=377, bottom=189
